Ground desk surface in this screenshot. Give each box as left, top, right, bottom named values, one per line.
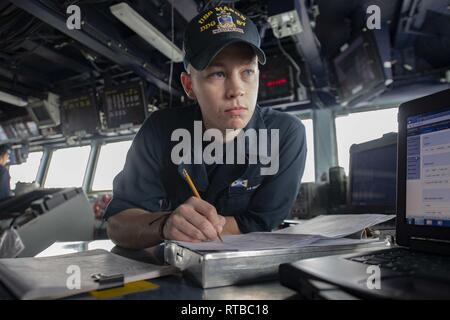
left=29, top=240, right=299, bottom=300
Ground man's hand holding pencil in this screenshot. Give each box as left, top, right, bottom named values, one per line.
left=161, top=196, right=226, bottom=242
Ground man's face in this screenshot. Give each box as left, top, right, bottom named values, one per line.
left=0, top=152, right=9, bottom=166
left=182, top=42, right=259, bottom=132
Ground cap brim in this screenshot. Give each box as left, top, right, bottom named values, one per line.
left=189, top=38, right=266, bottom=71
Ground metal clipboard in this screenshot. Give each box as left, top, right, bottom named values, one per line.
left=164, top=237, right=392, bottom=288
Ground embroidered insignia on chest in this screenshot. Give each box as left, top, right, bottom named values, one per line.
left=231, top=179, right=249, bottom=188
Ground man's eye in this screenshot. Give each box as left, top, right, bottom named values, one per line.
left=210, top=71, right=225, bottom=78
left=243, top=69, right=255, bottom=76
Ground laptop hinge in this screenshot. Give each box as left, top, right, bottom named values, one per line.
left=410, top=238, right=450, bottom=255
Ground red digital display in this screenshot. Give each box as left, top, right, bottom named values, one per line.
left=265, top=78, right=288, bottom=87
left=258, top=55, right=295, bottom=105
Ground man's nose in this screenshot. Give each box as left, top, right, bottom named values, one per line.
left=226, top=73, right=245, bottom=99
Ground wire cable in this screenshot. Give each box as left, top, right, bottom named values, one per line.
left=168, top=0, right=175, bottom=108
left=276, top=37, right=302, bottom=88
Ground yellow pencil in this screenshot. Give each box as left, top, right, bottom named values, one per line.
left=182, top=169, right=224, bottom=242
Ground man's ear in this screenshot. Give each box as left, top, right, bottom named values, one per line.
left=180, top=72, right=196, bottom=100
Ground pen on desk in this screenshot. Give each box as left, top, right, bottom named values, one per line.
left=182, top=169, right=224, bottom=242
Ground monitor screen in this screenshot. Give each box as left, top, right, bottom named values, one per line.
left=333, top=33, right=386, bottom=106
left=104, top=82, right=146, bottom=129
left=406, top=108, right=450, bottom=228
left=258, top=55, right=295, bottom=105
left=3, top=124, right=17, bottom=140
left=61, top=93, right=99, bottom=135
left=8, top=147, right=28, bottom=165
left=32, top=105, right=51, bottom=122
left=0, top=125, right=8, bottom=141
left=26, top=121, right=39, bottom=136
left=14, top=122, right=29, bottom=139
left=350, top=134, right=397, bottom=212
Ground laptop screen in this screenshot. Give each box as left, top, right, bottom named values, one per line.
left=406, top=108, right=450, bottom=227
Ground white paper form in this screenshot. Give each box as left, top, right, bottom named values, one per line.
left=173, top=233, right=322, bottom=252
left=310, top=237, right=381, bottom=246
left=275, top=214, right=395, bottom=238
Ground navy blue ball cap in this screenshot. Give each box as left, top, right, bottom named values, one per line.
left=183, top=6, right=266, bottom=71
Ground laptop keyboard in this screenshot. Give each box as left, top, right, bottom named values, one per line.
left=348, top=249, right=450, bottom=281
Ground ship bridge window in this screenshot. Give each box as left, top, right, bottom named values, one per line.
left=9, top=152, right=43, bottom=190
left=301, top=119, right=315, bottom=183
left=335, top=107, right=398, bottom=175
left=92, top=141, right=132, bottom=191
left=44, top=146, right=91, bottom=188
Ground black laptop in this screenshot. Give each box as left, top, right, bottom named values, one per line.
left=279, top=88, right=450, bottom=300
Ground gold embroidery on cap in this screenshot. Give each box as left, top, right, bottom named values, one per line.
left=198, top=10, right=214, bottom=25
left=212, top=10, right=244, bottom=34
left=200, top=20, right=216, bottom=32
left=214, top=6, right=247, bottom=21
